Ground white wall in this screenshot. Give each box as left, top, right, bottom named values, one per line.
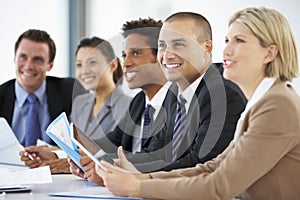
left=0, top=0, right=69, bottom=84
left=1, top=0, right=299, bottom=94
left=87, top=0, right=300, bottom=94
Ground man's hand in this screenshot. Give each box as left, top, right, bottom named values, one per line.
left=69, top=158, right=85, bottom=178
left=80, top=156, right=104, bottom=185
left=19, top=146, right=58, bottom=168
left=68, top=149, right=104, bottom=185
left=41, top=158, right=70, bottom=174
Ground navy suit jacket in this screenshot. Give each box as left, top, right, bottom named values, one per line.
left=0, top=76, right=86, bottom=145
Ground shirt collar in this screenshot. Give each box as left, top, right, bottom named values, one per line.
left=145, top=81, right=172, bottom=119
left=15, top=80, right=46, bottom=107
left=145, top=81, right=172, bottom=107
left=180, top=73, right=205, bottom=105
left=241, top=77, right=276, bottom=119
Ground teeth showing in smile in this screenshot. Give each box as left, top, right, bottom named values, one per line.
left=83, top=77, right=95, bottom=83
left=225, top=60, right=233, bottom=65
left=126, top=72, right=138, bottom=79
left=165, top=63, right=182, bottom=69
left=23, top=71, right=36, bottom=77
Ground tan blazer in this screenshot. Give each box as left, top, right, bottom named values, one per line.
left=141, top=80, right=300, bottom=200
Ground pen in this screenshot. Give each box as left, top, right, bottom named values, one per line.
left=22, top=148, right=35, bottom=160
left=26, top=152, right=35, bottom=160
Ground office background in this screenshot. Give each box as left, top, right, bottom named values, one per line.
left=1, top=0, right=299, bottom=94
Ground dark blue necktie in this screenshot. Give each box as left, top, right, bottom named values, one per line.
left=25, top=94, right=41, bottom=147
left=142, top=104, right=154, bottom=147
left=172, top=94, right=187, bottom=161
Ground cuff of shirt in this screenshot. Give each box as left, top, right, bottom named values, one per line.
left=52, top=150, right=67, bottom=159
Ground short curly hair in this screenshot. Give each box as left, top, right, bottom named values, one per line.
left=122, top=17, right=162, bottom=56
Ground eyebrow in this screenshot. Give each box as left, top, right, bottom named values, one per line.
left=129, top=47, right=140, bottom=51
left=158, top=38, right=187, bottom=43
left=32, top=55, right=45, bottom=61
left=227, top=34, right=247, bottom=39
left=172, top=38, right=187, bottom=43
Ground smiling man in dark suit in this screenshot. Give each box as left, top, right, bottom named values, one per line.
left=68, top=17, right=177, bottom=184
left=0, top=29, right=85, bottom=147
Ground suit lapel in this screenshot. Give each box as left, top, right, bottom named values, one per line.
left=46, top=78, right=63, bottom=121
left=176, top=65, right=219, bottom=156
left=80, top=97, right=94, bottom=135
left=121, top=92, right=145, bottom=145
left=0, top=81, right=16, bottom=125
left=146, top=83, right=178, bottom=145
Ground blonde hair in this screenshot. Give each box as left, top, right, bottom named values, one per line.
left=229, top=7, right=298, bottom=81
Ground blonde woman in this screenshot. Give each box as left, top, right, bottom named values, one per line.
left=96, top=7, right=300, bottom=200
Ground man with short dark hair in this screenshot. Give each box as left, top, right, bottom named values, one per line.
left=69, top=17, right=176, bottom=184
left=0, top=29, right=85, bottom=147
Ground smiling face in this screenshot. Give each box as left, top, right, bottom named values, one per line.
left=157, top=20, right=212, bottom=91
left=122, top=33, right=164, bottom=90
left=75, top=47, right=114, bottom=92
left=15, top=39, right=53, bottom=93
left=223, top=21, right=271, bottom=95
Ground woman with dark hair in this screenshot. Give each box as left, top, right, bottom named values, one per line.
left=72, top=36, right=130, bottom=141
left=20, top=37, right=130, bottom=176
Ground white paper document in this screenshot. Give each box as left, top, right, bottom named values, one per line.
left=49, top=186, right=142, bottom=199
left=0, top=166, right=52, bottom=187
left=0, top=118, right=26, bottom=166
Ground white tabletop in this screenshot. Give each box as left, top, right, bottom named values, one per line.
left=0, top=164, right=242, bottom=200
left=2, top=174, right=93, bottom=200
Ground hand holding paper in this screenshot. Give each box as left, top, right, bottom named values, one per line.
left=46, top=112, right=83, bottom=171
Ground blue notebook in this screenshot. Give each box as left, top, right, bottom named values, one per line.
left=46, top=112, right=83, bottom=171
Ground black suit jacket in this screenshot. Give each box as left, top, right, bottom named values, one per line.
left=0, top=76, right=86, bottom=145
left=96, top=85, right=177, bottom=154
left=129, top=63, right=247, bottom=172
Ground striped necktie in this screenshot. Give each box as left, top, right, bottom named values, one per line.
left=172, top=94, right=187, bottom=161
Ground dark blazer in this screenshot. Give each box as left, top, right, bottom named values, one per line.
left=0, top=76, right=86, bottom=144
left=96, top=85, right=177, bottom=154
left=130, top=63, right=247, bottom=172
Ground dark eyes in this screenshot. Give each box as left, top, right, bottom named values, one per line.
left=75, top=60, right=96, bottom=68
left=75, top=63, right=82, bottom=68
left=158, top=42, right=184, bottom=49
left=89, top=60, right=97, bottom=65
left=132, top=51, right=141, bottom=56
left=174, top=42, right=185, bottom=47
left=236, top=38, right=245, bottom=43
left=121, top=52, right=126, bottom=59
left=19, top=54, right=27, bottom=60
left=158, top=43, right=166, bottom=49
left=18, top=54, right=44, bottom=64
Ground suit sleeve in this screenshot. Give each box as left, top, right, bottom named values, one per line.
left=140, top=95, right=300, bottom=200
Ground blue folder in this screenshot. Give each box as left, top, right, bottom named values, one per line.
left=46, top=112, right=83, bottom=171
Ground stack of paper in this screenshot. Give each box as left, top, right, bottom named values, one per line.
left=0, top=166, right=52, bottom=192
